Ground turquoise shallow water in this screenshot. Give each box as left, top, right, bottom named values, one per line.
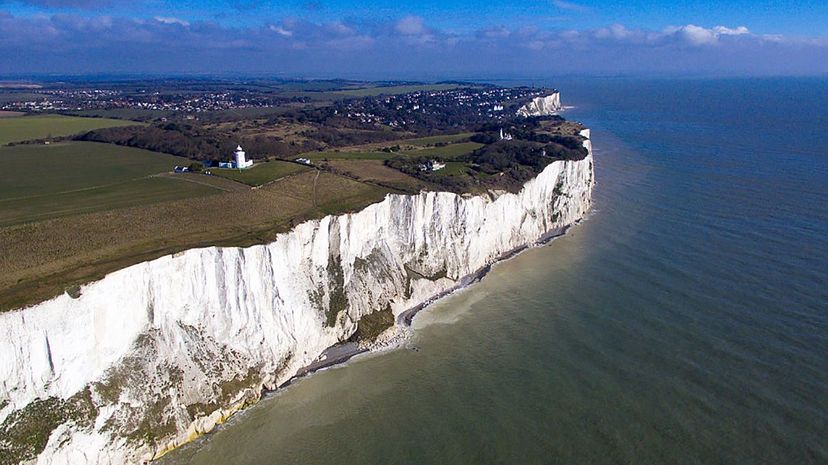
left=162, top=78, right=828, bottom=465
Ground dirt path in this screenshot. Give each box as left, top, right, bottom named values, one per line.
left=154, top=172, right=249, bottom=192
left=312, top=169, right=320, bottom=207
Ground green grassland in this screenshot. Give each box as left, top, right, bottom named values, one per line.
left=335, top=132, right=473, bottom=152
left=212, top=160, right=311, bottom=186
left=0, top=115, right=141, bottom=145
left=1, top=177, right=216, bottom=226
left=65, top=109, right=172, bottom=122
left=401, top=141, right=483, bottom=159
left=326, top=159, right=436, bottom=193
left=0, top=142, right=222, bottom=226
left=0, top=170, right=389, bottom=312
left=300, top=140, right=482, bottom=162
left=396, top=132, right=473, bottom=146
left=435, top=161, right=473, bottom=177
left=301, top=150, right=393, bottom=161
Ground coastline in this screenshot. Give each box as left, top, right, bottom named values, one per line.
left=0, top=130, right=593, bottom=465
left=280, top=224, right=575, bottom=390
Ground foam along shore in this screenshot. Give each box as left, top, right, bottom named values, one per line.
left=0, top=129, right=593, bottom=465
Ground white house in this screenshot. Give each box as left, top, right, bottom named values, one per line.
left=419, top=160, right=446, bottom=172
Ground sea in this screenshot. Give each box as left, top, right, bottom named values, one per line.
left=161, top=77, right=828, bottom=465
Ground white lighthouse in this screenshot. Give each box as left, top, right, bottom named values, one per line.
left=233, top=145, right=253, bottom=169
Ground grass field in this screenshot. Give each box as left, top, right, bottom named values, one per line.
left=0, top=114, right=141, bottom=145
left=327, top=159, right=433, bottom=193
left=401, top=141, right=483, bottom=159
left=0, top=170, right=390, bottom=312
left=301, top=150, right=393, bottom=161
left=66, top=108, right=171, bottom=121
left=435, top=161, right=473, bottom=176
left=397, top=133, right=473, bottom=146
left=300, top=141, right=482, bottom=162
left=0, top=141, right=223, bottom=226
left=212, top=160, right=311, bottom=186
left=329, top=132, right=472, bottom=152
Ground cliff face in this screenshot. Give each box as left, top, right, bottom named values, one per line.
left=0, top=135, right=593, bottom=465
left=516, top=93, right=562, bottom=116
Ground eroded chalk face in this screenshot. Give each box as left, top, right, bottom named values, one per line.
left=516, top=93, right=563, bottom=117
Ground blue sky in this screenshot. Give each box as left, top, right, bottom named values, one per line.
left=1, top=0, right=827, bottom=77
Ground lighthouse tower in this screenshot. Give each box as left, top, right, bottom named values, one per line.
left=234, top=145, right=253, bottom=169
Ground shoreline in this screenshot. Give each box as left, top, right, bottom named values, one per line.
left=156, top=221, right=583, bottom=463
left=279, top=224, right=573, bottom=389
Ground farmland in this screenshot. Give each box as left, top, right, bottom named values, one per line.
left=0, top=169, right=388, bottom=312
left=326, top=159, right=434, bottom=192
left=0, top=114, right=141, bottom=145
left=301, top=150, right=393, bottom=161
left=400, top=141, right=484, bottom=159
left=298, top=141, right=483, bottom=162
left=212, top=160, right=311, bottom=186
left=0, top=142, right=223, bottom=226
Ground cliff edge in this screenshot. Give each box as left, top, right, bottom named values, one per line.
left=516, top=92, right=562, bottom=116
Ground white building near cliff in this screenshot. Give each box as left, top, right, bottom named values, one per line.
left=234, top=145, right=253, bottom=169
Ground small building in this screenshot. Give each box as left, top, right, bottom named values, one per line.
left=233, top=145, right=253, bottom=169
left=499, top=128, right=513, bottom=141
left=419, top=160, right=446, bottom=172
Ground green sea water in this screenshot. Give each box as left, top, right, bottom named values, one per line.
left=162, top=78, right=828, bottom=465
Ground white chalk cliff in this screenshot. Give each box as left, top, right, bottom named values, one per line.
left=0, top=133, right=594, bottom=465
left=516, top=92, right=562, bottom=116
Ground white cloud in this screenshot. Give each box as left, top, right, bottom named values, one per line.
left=663, top=24, right=751, bottom=46
left=594, top=23, right=633, bottom=40
left=478, top=26, right=510, bottom=39
left=3, top=12, right=827, bottom=77
left=153, top=16, right=189, bottom=27
left=714, top=25, right=750, bottom=36
left=394, top=15, right=425, bottom=36
left=552, top=0, right=588, bottom=12
left=326, top=21, right=354, bottom=36
left=675, top=24, right=718, bottom=45
left=268, top=24, right=292, bottom=37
